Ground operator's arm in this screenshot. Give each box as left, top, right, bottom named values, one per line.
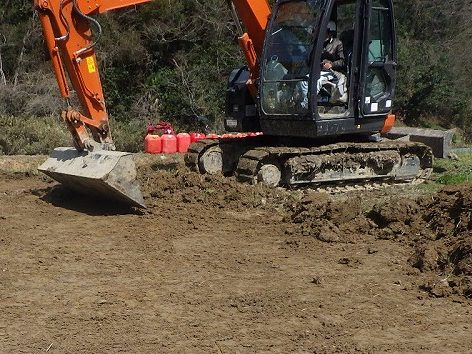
left=331, top=40, right=345, bottom=72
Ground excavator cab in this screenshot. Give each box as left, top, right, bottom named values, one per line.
left=257, top=0, right=397, bottom=139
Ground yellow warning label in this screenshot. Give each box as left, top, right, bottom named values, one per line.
left=86, top=56, right=96, bottom=73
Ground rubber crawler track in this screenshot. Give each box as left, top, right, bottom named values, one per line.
left=235, top=141, right=433, bottom=186
left=184, top=139, right=220, bottom=173
left=186, top=138, right=434, bottom=188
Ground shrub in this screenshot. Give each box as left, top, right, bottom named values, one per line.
left=0, top=115, right=146, bottom=155
left=0, top=115, right=69, bottom=155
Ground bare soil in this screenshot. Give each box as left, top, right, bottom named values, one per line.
left=0, top=155, right=471, bottom=353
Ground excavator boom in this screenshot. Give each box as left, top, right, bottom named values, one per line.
left=228, top=0, right=271, bottom=96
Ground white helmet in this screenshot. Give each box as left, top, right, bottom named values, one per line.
left=327, top=21, right=337, bottom=32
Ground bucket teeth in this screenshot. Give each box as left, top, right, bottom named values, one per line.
left=38, top=147, right=145, bottom=208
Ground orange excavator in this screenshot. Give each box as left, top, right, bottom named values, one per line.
left=35, top=0, right=433, bottom=206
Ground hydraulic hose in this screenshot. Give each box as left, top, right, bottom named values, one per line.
left=72, top=0, right=102, bottom=58
left=225, top=0, right=244, bottom=35
left=55, top=0, right=70, bottom=43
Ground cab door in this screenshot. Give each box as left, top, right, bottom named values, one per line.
left=359, top=0, right=396, bottom=117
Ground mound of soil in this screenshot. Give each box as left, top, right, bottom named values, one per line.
left=138, top=155, right=472, bottom=299
left=139, top=159, right=471, bottom=299
left=408, top=186, right=472, bottom=298
left=137, top=161, right=296, bottom=212
left=285, top=192, right=372, bottom=243
left=367, top=198, right=428, bottom=240
left=285, top=183, right=472, bottom=299
left=366, top=185, right=471, bottom=298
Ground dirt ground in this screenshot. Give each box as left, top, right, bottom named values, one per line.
left=0, top=155, right=471, bottom=353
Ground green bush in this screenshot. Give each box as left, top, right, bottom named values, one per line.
left=0, top=115, right=70, bottom=155
left=394, top=0, right=472, bottom=141
left=0, top=115, right=146, bottom=155
left=111, top=118, right=147, bottom=153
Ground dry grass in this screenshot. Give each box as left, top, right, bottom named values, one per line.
left=0, top=115, right=146, bottom=155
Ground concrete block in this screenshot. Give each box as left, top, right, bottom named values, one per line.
left=383, top=127, right=454, bottom=158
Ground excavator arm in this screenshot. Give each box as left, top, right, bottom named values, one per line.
left=35, top=0, right=150, bottom=208
left=34, top=0, right=150, bottom=150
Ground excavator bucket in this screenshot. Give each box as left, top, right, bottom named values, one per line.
left=38, top=147, right=145, bottom=208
